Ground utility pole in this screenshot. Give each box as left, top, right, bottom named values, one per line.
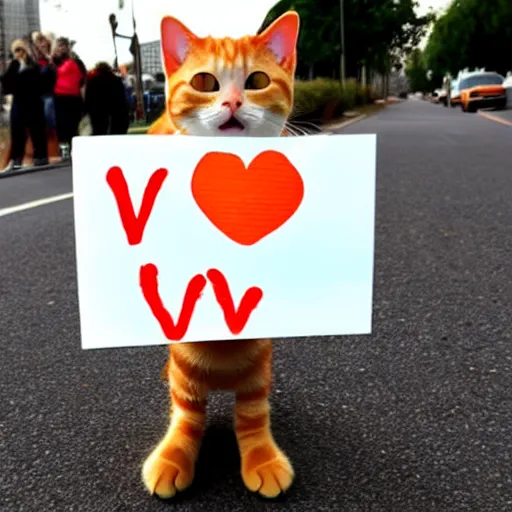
left=340, top=0, right=346, bottom=82
left=128, top=0, right=144, bottom=120
left=0, top=0, right=6, bottom=118
left=0, top=0, right=5, bottom=72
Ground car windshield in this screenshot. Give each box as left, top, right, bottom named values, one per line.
left=460, top=74, right=504, bottom=88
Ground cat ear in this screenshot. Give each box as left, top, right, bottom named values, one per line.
left=160, top=16, right=197, bottom=75
left=260, top=11, right=300, bottom=65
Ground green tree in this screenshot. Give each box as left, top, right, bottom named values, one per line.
left=425, top=0, right=512, bottom=81
left=260, top=0, right=433, bottom=80
left=405, top=48, right=431, bottom=92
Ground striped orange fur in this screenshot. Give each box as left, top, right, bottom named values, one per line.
left=142, top=11, right=299, bottom=500
left=148, top=12, right=298, bottom=138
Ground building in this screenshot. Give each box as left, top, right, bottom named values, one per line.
left=140, top=40, right=163, bottom=76
left=0, top=0, right=41, bottom=73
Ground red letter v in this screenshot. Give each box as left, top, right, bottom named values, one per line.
left=140, top=264, right=207, bottom=341
left=106, top=166, right=168, bottom=246
left=207, top=269, right=263, bottom=335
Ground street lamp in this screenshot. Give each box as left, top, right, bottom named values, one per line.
left=108, top=13, right=119, bottom=70
left=108, top=5, right=144, bottom=120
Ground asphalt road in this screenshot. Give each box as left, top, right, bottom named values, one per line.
left=479, top=107, right=512, bottom=126
left=1, top=100, right=511, bottom=512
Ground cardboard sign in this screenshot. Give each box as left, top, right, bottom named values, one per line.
left=72, top=134, right=376, bottom=349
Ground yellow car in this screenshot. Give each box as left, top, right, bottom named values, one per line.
left=458, top=72, right=506, bottom=113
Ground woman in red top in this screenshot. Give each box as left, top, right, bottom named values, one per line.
left=52, top=37, right=85, bottom=159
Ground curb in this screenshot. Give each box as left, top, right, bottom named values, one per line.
left=478, top=110, right=512, bottom=127
left=323, top=114, right=367, bottom=131
left=0, top=161, right=69, bottom=180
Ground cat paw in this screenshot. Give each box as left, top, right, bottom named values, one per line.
left=142, top=445, right=195, bottom=499
left=241, top=445, right=294, bottom=498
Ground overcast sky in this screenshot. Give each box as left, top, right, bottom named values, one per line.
left=39, top=0, right=451, bottom=69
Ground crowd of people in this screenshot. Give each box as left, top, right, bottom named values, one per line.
left=1, top=31, right=131, bottom=172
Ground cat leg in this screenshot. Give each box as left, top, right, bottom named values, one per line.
left=142, top=351, right=207, bottom=498
left=234, top=342, right=294, bottom=498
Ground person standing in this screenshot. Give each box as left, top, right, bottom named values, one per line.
left=31, top=32, right=57, bottom=131
left=30, top=31, right=59, bottom=160
left=52, top=37, right=85, bottom=159
left=84, top=62, right=130, bottom=135
left=70, top=41, right=88, bottom=91
left=0, top=39, right=48, bottom=170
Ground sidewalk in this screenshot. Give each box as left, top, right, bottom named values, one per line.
left=0, top=157, right=68, bottom=179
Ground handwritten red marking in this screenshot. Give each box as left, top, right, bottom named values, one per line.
left=140, top=264, right=206, bottom=341
left=206, top=269, right=263, bottom=335
left=106, top=166, right=168, bottom=246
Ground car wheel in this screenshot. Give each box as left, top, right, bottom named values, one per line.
left=466, top=103, right=477, bottom=113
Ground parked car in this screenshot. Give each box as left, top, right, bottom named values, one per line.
left=458, top=71, right=506, bottom=113
left=450, top=79, right=461, bottom=107
left=435, top=88, right=447, bottom=105
left=430, top=89, right=441, bottom=103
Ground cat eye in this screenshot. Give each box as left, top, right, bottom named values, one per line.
left=190, top=73, right=220, bottom=93
left=245, top=71, right=270, bottom=90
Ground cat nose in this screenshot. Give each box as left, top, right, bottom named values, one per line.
left=222, top=89, right=243, bottom=114
left=222, top=99, right=242, bottom=113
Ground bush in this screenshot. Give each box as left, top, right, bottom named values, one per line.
left=342, top=78, right=359, bottom=110
left=292, top=78, right=378, bottom=124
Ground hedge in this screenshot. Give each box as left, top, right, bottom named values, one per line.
left=291, top=78, right=379, bottom=124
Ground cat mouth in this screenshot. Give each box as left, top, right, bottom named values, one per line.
left=219, top=116, right=245, bottom=131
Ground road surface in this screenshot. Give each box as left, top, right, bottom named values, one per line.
left=1, top=100, right=511, bottom=511
left=478, top=107, right=512, bottom=127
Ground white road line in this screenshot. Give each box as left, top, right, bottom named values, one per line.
left=0, top=193, right=74, bottom=218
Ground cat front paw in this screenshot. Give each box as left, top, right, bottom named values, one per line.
left=142, top=444, right=195, bottom=499
left=241, top=444, right=294, bottom=498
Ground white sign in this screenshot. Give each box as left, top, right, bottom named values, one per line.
left=72, top=134, right=376, bottom=349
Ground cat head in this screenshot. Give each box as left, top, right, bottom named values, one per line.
left=159, top=11, right=300, bottom=137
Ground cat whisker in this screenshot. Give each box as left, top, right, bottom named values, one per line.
left=263, top=116, right=298, bottom=136
left=240, top=111, right=265, bottom=124
left=283, top=125, right=301, bottom=136
left=287, top=123, right=308, bottom=136
left=286, top=120, right=324, bottom=136
left=198, top=112, right=223, bottom=125
left=238, top=110, right=289, bottom=137
left=285, top=121, right=310, bottom=137
left=289, top=120, right=322, bottom=133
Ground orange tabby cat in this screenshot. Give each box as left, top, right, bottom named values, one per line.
left=142, top=11, right=299, bottom=499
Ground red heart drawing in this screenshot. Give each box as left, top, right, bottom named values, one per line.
left=191, top=151, right=304, bottom=246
